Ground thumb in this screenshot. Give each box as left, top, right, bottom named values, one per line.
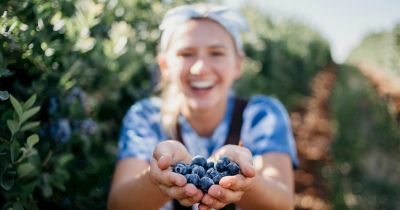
left=153, top=140, right=189, bottom=170
left=237, top=155, right=256, bottom=178
left=156, top=155, right=172, bottom=170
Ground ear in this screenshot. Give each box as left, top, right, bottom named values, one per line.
left=157, top=54, right=169, bottom=80
left=234, top=52, right=244, bottom=80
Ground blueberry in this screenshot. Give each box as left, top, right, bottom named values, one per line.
left=172, top=156, right=241, bottom=191
left=206, top=167, right=215, bottom=174
left=206, top=161, right=214, bottom=170
left=206, top=168, right=219, bottom=179
left=212, top=174, right=222, bottom=184
left=173, top=162, right=187, bottom=175
left=186, top=174, right=200, bottom=186
left=227, top=162, right=240, bottom=175
left=215, top=159, right=227, bottom=172
left=199, top=177, right=214, bottom=193
left=184, top=174, right=190, bottom=180
left=219, top=156, right=231, bottom=166
left=192, top=165, right=206, bottom=177
left=220, top=171, right=229, bottom=177
left=191, top=155, right=207, bottom=168
left=186, top=164, right=193, bottom=174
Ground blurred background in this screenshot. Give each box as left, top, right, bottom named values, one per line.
left=0, top=0, right=399, bottom=209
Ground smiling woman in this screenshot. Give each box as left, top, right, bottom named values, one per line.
left=108, top=3, right=298, bottom=210
left=158, top=18, right=243, bottom=137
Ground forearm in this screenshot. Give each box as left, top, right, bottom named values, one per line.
left=237, top=174, right=294, bottom=210
left=108, top=166, right=170, bottom=210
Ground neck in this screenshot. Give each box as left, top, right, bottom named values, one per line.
left=182, top=98, right=228, bottom=137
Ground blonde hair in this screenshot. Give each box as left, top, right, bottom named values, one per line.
left=160, top=80, right=182, bottom=139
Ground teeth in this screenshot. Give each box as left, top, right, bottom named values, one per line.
left=190, top=80, right=215, bottom=89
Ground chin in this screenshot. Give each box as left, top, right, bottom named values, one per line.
left=188, top=98, right=217, bottom=111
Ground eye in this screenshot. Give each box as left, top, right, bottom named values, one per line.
left=178, top=50, right=194, bottom=57
left=210, top=51, right=225, bottom=56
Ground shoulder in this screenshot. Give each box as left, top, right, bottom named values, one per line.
left=125, top=97, right=161, bottom=117
left=127, top=97, right=161, bottom=113
left=241, top=95, right=290, bottom=132
left=245, top=95, right=288, bottom=117
left=123, top=97, right=162, bottom=125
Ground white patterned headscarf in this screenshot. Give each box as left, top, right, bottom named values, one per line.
left=159, top=3, right=249, bottom=52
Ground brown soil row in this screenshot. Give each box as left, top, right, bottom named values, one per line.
left=356, top=63, right=400, bottom=121
left=292, top=64, right=337, bottom=210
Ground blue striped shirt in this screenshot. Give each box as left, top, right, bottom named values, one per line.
left=118, top=95, right=298, bottom=167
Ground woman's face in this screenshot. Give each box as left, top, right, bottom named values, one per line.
left=159, top=19, right=243, bottom=112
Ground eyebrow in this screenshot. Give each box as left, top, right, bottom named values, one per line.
left=176, top=44, right=228, bottom=50
left=208, top=44, right=228, bottom=49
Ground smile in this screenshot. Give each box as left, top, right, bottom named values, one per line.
left=190, top=80, right=216, bottom=90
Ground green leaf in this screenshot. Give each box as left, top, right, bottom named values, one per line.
left=10, top=95, right=23, bottom=118
left=20, top=106, right=40, bottom=125
left=20, top=180, right=37, bottom=195
left=23, top=94, right=37, bottom=109
left=20, top=121, right=40, bottom=131
left=7, top=120, right=19, bottom=135
left=42, top=183, right=53, bottom=198
left=0, top=170, right=15, bottom=191
left=0, top=90, right=9, bottom=101
left=12, top=202, right=24, bottom=210
left=8, top=21, right=18, bottom=33
left=58, top=154, right=73, bottom=167
left=27, top=134, right=39, bottom=148
left=17, top=163, right=36, bottom=178
left=10, top=140, right=20, bottom=163
left=41, top=174, right=53, bottom=198
left=51, top=171, right=68, bottom=191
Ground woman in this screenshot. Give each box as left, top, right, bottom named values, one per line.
left=108, top=3, right=298, bottom=210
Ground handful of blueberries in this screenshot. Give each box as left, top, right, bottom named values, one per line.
left=172, top=155, right=240, bottom=193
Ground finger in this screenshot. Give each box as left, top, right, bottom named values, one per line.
left=158, top=184, right=189, bottom=200
left=158, top=155, right=172, bottom=170
left=207, top=184, right=244, bottom=204
left=219, top=174, right=253, bottom=191
left=150, top=158, right=186, bottom=187
left=236, top=154, right=256, bottom=177
left=178, top=188, right=204, bottom=206
left=177, top=199, right=196, bottom=207
left=198, top=203, right=211, bottom=210
left=225, top=147, right=255, bottom=178
left=212, top=145, right=255, bottom=177
left=201, top=193, right=230, bottom=210
left=153, top=140, right=191, bottom=165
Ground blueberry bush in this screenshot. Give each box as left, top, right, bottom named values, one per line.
left=0, top=0, right=198, bottom=209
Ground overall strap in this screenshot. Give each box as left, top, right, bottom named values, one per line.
left=173, top=97, right=248, bottom=210
left=225, top=97, right=248, bottom=146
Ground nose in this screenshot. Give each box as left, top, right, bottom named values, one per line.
left=190, top=58, right=210, bottom=75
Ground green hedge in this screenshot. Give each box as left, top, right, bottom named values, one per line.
left=347, top=24, right=400, bottom=75
left=329, top=65, right=400, bottom=209
left=235, top=6, right=332, bottom=109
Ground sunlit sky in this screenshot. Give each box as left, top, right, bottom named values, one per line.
left=223, top=0, right=400, bottom=63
